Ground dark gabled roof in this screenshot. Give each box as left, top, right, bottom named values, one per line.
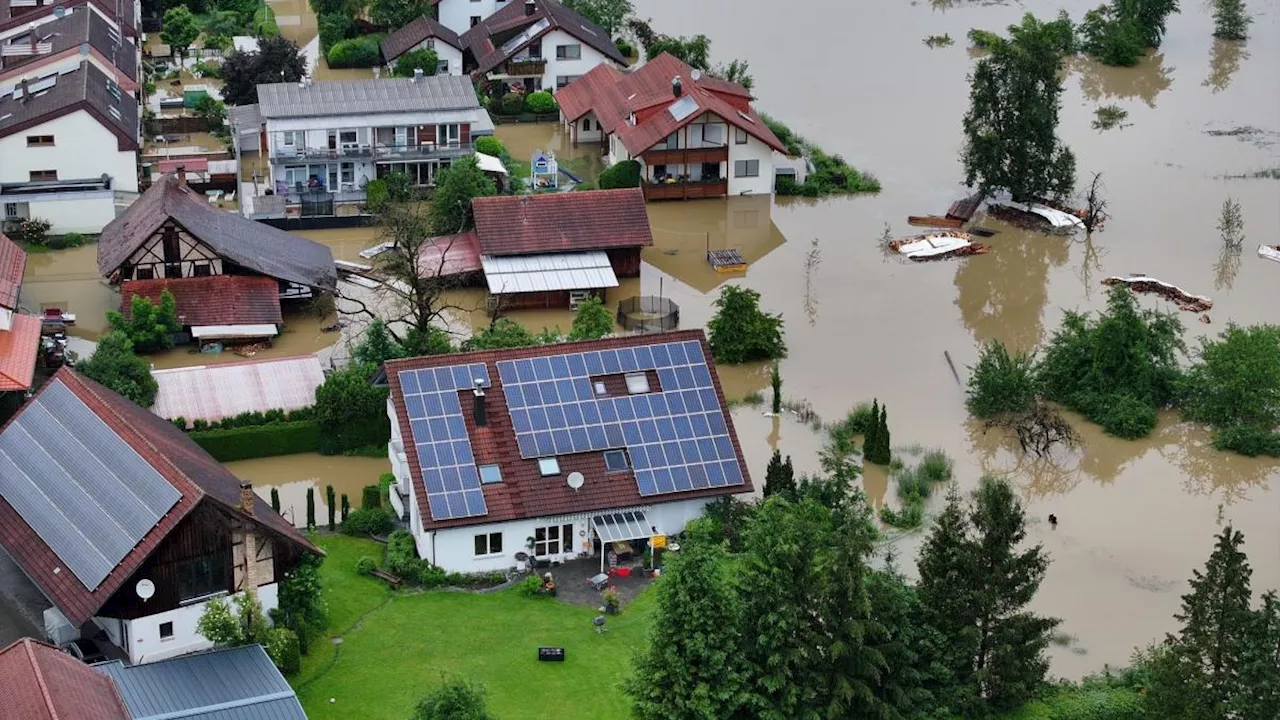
left=0, top=368, right=318, bottom=626
left=555, top=53, right=786, bottom=156
left=0, top=0, right=136, bottom=35
left=121, top=276, right=284, bottom=328
left=459, top=0, right=625, bottom=75
left=471, top=188, right=652, bottom=256
left=94, top=644, right=306, bottom=720
left=385, top=330, right=752, bottom=532
left=97, top=173, right=337, bottom=290
left=0, top=6, right=138, bottom=82
left=0, top=60, right=137, bottom=150
left=381, top=14, right=463, bottom=62
left=0, top=638, right=130, bottom=720
left=0, top=231, right=24, bottom=311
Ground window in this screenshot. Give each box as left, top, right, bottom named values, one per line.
left=29, top=170, right=57, bottom=182
left=603, top=450, right=629, bottom=472
left=470, top=15, right=481, bottom=26
left=192, top=262, right=212, bottom=277
left=734, top=127, right=748, bottom=144
left=474, top=532, right=503, bottom=556
left=340, top=162, right=354, bottom=184
left=426, top=38, right=436, bottom=48
left=176, top=555, right=224, bottom=602
left=533, top=523, right=575, bottom=556
left=734, top=159, right=760, bottom=178
left=593, top=381, right=607, bottom=396
left=339, top=130, right=358, bottom=146
left=556, top=44, right=581, bottom=60
left=581, top=117, right=592, bottom=131
left=437, top=59, right=449, bottom=73
left=625, top=372, right=650, bottom=394
left=26, top=135, right=53, bottom=147
left=134, top=266, right=155, bottom=280
left=3, top=202, right=23, bottom=220
left=479, top=464, right=503, bottom=484
left=438, top=123, right=460, bottom=147
left=664, top=133, right=678, bottom=150
left=556, top=75, right=581, bottom=89
left=159, top=621, right=174, bottom=640
left=538, top=457, right=560, bottom=476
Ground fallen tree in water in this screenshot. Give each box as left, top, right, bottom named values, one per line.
left=1101, top=276, right=1213, bottom=313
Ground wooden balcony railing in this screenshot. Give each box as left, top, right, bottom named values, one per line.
left=504, top=59, right=547, bottom=77
left=643, top=179, right=728, bottom=201
left=641, top=146, right=729, bottom=166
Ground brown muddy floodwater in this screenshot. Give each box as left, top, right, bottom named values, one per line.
left=267, top=0, right=376, bottom=81
left=632, top=0, right=1280, bottom=678
left=229, top=454, right=392, bottom=528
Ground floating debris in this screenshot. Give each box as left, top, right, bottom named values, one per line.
left=989, top=196, right=1084, bottom=230
left=946, top=194, right=983, bottom=222
left=968, top=226, right=997, bottom=237
left=1101, top=276, right=1213, bottom=313
left=891, top=231, right=988, bottom=261
left=707, top=248, right=747, bottom=272
left=1258, top=245, right=1280, bottom=264
left=907, top=215, right=965, bottom=229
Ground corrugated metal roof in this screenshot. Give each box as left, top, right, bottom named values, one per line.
left=151, top=355, right=324, bottom=425
left=481, top=251, right=619, bottom=293
left=94, top=644, right=306, bottom=720
left=0, top=379, right=182, bottom=590
left=256, top=75, right=480, bottom=118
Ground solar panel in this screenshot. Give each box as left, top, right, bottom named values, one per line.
left=495, top=341, right=745, bottom=498
left=399, top=363, right=492, bottom=522
left=0, top=380, right=182, bottom=590
left=668, top=95, right=699, bottom=122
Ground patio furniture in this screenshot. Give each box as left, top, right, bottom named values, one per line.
left=593, top=616, right=608, bottom=634
left=588, top=573, right=610, bottom=591
left=610, top=540, right=633, bottom=561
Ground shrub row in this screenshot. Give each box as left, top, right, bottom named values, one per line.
left=341, top=507, right=394, bottom=536
left=172, top=406, right=314, bottom=432
left=382, top=530, right=504, bottom=588
left=189, top=421, right=321, bottom=462
left=496, top=90, right=558, bottom=116
left=327, top=34, right=384, bottom=68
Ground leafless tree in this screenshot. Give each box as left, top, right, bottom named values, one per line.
left=802, top=238, right=821, bottom=326
left=1081, top=172, right=1108, bottom=233
left=984, top=401, right=1081, bottom=458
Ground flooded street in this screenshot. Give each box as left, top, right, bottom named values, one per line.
left=633, top=0, right=1280, bottom=678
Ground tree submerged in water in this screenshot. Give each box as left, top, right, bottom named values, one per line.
left=1212, top=0, right=1251, bottom=41
left=707, top=286, right=786, bottom=364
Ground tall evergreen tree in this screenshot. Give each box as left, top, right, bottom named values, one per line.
left=865, top=399, right=881, bottom=461
left=739, top=498, right=832, bottom=719
left=1234, top=591, right=1280, bottom=720
left=867, top=551, right=947, bottom=719
left=1147, top=525, right=1256, bottom=720
left=1212, top=0, right=1251, bottom=41
left=764, top=450, right=797, bottom=500
left=627, top=527, right=749, bottom=719
left=915, top=486, right=981, bottom=714
left=877, top=406, right=892, bottom=464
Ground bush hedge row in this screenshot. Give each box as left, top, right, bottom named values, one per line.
left=189, top=421, right=321, bottom=462
left=327, top=35, right=384, bottom=68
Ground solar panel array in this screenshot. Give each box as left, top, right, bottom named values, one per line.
left=496, top=340, right=744, bottom=497
left=0, top=380, right=183, bottom=590
left=397, top=363, right=491, bottom=522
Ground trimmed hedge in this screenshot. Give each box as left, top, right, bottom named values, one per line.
left=599, top=159, right=641, bottom=189
left=474, top=136, right=506, bottom=157
left=342, top=507, right=394, bottom=536
left=501, top=92, right=524, bottom=115
left=327, top=34, right=384, bottom=69
left=524, top=90, right=557, bottom=114
left=189, top=421, right=320, bottom=461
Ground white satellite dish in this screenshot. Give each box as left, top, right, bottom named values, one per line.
left=691, top=69, right=701, bottom=81
left=566, top=471, right=584, bottom=491
left=135, top=579, right=155, bottom=601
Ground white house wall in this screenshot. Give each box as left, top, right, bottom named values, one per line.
left=537, top=29, right=616, bottom=92
left=437, top=0, right=513, bottom=36
left=0, top=112, right=137, bottom=190
left=94, top=583, right=279, bottom=665
left=16, top=192, right=118, bottom=233
left=728, top=133, right=775, bottom=196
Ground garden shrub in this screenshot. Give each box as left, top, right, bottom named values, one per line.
left=517, top=575, right=544, bottom=597
left=1180, top=324, right=1280, bottom=430
left=1213, top=425, right=1280, bottom=457
left=614, top=38, right=634, bottom=57
left=385, top=529, right=442, bottom=585
left=253, top=5, right=279, bottom=36
left=342, top=507, right=394, bottom=536
left=1085, top=393, right=1158, bottom=440
left=314, top=364, right=391, bottom=455
left=317, top=12, right=356, bottom=53
left=759, top=113, right=804, bottom=156
left=9, top=217, right=52, bottom=246
left=362, top=483, right=383, bottom=510
left=707, top=285, right=786, bottom=363
left=598, top=159, right=641, bottom=189
left=918, top=450, right=954, bottom=484
left=879, top=502, right=923, bottom=529
left=264, top=627, right=300, bottom=675
left=326, top=35, right=384, bottom=68
left=774, top=175, right=802, bottom=196
left=524, top=90, right=557, bottom=114
left=392, top=47, right=439, bottom=78
left=966, top=340, right=1038, bottom=418
left=354, top=556, right=377, bottom=575
left=474, top=136, right=506, bottom=157
left=188, top=420, right=320, bottom=461
left=968, top=28, right=1001, bottom=49
left=363, top=178, right=389, bottom=211
left=500, top=92, right=524, bottom=115
left=1041, top=686, right=1146, bottom=720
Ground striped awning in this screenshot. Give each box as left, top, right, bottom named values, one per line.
left=591, top=510, right=652, bottom=543
left=481, top=252, right=618, bottom=294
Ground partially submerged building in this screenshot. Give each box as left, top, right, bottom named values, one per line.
left=384, top=330, right=752, bottom=572
left=0, top=368, right=320, bottom=664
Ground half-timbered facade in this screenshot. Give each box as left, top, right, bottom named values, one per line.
left=117, top=221, right=224, bottom=281
left=0, top=368, right=319, bottom=664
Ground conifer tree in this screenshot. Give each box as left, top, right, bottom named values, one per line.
left=865, top=399, right=881, bottom=461
left=915, top=486, right=981, bottom=713
left=305, top=487, right=316, bottom=529
left=867, top=551, right=946, bottom=717
left=821, top=500, right=890, bottom=718
left=877, top=405, right=892, bottom=464
left=627, top=525, right=750, bottom=719
left=326, top=485, right=336, bottom=531
left=1212, top=0, right=1251, bottom=40
left=1234, top=591, right=1280, bottom=720
left=763, top=452, right=797, bottom=500
left=270, top=488, right=281, bottom=513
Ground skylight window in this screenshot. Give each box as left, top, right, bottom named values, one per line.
left=624, top=372, right=650, bottom=395
left=593, top=381, right=607, bottom=396
left=479, top=465, right=503, bottom=484
left=668, top=95, right=698, bottom=122
left=538, top=457, right=560, bottom=476
left=501, top=17, right=550, bottom=53
left=603, top=450, right=629, bottom=472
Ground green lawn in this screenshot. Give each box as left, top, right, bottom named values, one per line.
left=294, top=535, right=653, bottom=720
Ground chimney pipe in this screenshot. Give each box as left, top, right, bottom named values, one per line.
left=671, top=76, right=682, bottom=98
left=175, top=165, right=187, bottom=187
left=525, top=0, right=535, bottom=16
left=239, top=481, right=255, bottom=516
left=413, top=67, right=423, bottom=82
left=472, top=379, right=487, bottom=427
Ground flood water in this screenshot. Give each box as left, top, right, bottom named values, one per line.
left=630, top=0, right=1280, bottom=678
left=230, top=454, right=392, bottom=528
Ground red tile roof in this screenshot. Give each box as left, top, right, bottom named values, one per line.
left=0, top=314, right=41, bottom=392
left=471, top=189, right=652, bottom=256
left=555, top=53, right=787, bottom=156
left=0, top=368, right=318, bottom=625
left=0, top=638, right=130, bottom=720
left=458, top=0, right=626, bottom=75
left=381, top=14, right=463, bottom=61
left=418, top=230, right=483, bottom=276
left=121, top=276, right=283, bottom=328
left=385, top=330, right=753, bottom=531
left=0, top=231, right=24, bottom=310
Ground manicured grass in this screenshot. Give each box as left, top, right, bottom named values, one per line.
left=294, top=535, right=654, bottom=719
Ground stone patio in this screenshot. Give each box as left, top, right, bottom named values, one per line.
left=544, top=555, right=655, bottom=611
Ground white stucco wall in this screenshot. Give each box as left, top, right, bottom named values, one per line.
left=0, top=112, right=137, bottom=192
left=17, top=193, right=119, bottom=233
left=565, top=110, right=603, bottom=143
left=537, top=29, right=617, bottom=92
left=94, top=583, right=279, bottom=664
left=389, top=41, right=464, bottom=76
left=437, top=0, right=512, bottom=35
left=728, top=133, right=776, bottom=196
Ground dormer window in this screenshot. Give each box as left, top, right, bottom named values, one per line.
left=624, top=372, right=650, bottom=395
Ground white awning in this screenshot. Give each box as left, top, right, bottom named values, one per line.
left=475, top=152, right=509, bottom=175
left=592, top=510, right=652, bottom=543
left=482, top=252, right=618, bottom=294
left=190, top=324, right=279, bottom=340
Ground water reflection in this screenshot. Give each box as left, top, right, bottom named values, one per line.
left=1213, top=245, right=1242, bottom=291
left=1076, top=234, right=1106, bottom=298
left=1203, top=39, right=1248, bottom=94
left=231, top=454, right=392, bottom=528
left=953, top=219, right=1070, bottom=353
left=644, top=195, right=787, bottom=294
left=1076, top=53, right=1174, bottom=108
left=1154, top=422, right=1278, bottom=504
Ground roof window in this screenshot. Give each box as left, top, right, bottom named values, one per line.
left=624, top=372, right=650, bottom=395
left=538, top=457, right=560, bottom=476
left=479, top=465, right=503, bottom=484
left=603, top=450, right=628, bottom=472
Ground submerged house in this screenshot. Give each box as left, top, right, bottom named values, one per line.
left=0, top=368, right=319, bottom=664
left=384, top=330, right=753, bottom=572
left=556, top=53, right=790, bottom=200
left=97, top=171, right=337, bottom=343
left=470, top=187, right=652, bottom=310
left=0, top=231, right=39, bottom=393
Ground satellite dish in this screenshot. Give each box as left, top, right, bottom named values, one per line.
left=691, top=69, right=701, bottom=81
left=566, top=472, right=584, bottom=491
left=135, top=579, right=155, bottom=601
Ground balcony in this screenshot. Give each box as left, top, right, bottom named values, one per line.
left=503, top=58, right=547, bottom=77
left=641, top=145, right=729, bottom=166
left=271, top=142, right=475, bottom=163
left=643, top=179, right=728, bottom=201
left=270, top=144, right=373, bottom=162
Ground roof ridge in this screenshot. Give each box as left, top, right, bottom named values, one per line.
left=22, top=639, right=60, bottom=720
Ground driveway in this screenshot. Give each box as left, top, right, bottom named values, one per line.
left=0, top=548, right=50, bottom=646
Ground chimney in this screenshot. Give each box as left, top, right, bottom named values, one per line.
left=18, top=78, right=30, bottom=104
left=671, top=76, right=682, bottom=98
left=239, top=481, right=255, bottom=516
left=413, top=67, right=423, bottom=82
left=525, top=0, right=535, bottom=16
left=472, top=379, right=487, bottom=427
left=175, top=165, right=187, bottom=187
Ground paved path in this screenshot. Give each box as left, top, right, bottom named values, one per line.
left=0, top=549, right=49, bottom=646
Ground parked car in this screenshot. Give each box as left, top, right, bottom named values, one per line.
left=60, top=638, right=108, bottom=664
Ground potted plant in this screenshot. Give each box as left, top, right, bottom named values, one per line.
left=642, top=546, right=653, bottom=571
left=602, top=587, right=621, bottom=615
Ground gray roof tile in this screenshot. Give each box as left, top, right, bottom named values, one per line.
left=257, top=75, right=479, bottom=118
